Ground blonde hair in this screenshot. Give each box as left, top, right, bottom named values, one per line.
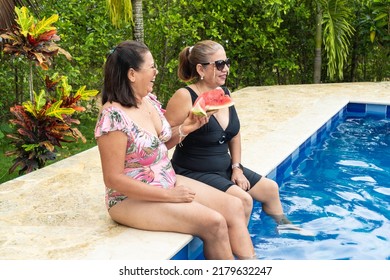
left=177, top=40, right=224, bottom=82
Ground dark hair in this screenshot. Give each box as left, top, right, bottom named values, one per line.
left=177, top=40, right=224, bottom=82
left=102, top=40, right=150, bottom=107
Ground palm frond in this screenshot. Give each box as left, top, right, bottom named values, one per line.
left=106, top=0, right=133, bottom=28
left=322, top=0, right=355, bottom=80
left=0, top=0, right=39, bottom=29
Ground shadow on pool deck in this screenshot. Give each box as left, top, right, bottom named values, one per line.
left=1, top=82, right=389, bottom=260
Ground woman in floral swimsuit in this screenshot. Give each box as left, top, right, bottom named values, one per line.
left=95, top=40, right=255, bottom=260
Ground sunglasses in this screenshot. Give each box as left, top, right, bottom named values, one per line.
left=201, top=58, right=231, bottom=71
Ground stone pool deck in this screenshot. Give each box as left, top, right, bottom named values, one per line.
left=1, top=82, right=389, bottom=260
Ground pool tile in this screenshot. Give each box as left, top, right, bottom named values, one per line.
left=347, top=103, right=366, bottom=115
left=272, top=102, right=389, bottom=185
left=366, top=104, right=387, bottom=117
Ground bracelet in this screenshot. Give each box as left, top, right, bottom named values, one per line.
left=232, top=163, right=243, bottom=171
left=178, top=125, right=188, bottom=147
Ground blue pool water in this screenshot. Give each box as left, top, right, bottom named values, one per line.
left=249, top=115, right=390, bottom=260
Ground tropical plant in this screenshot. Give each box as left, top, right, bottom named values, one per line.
left=0, top=0, right=39, bottom=29
left=1, top=6, right=98, bottom=175
left=366, top=0, right=390, bottom=46
left=322, top=0, right=355, bottom=80
left=106, top=0, right=145, bottom=42
left=0, top=6, right=72, bottom=102
left=5, top=74, right=98, bottom=174
left=106, top=0, right=133, bottom=28
left=314, top=0, right=355, bottom=82
left=3, top=6, right=71, bottom=69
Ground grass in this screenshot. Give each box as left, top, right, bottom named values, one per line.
left=0, top=116, right=97, bottom=184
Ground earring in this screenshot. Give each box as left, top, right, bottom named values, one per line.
left=201, top=76, right=204, bottom=80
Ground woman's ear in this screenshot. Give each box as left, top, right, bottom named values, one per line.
left=128, top=68, right=136, bottom=83
left=196, top=64, right=205, bottom=79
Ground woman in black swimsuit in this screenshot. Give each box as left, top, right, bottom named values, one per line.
left=165, top=40, right=290, bottom=226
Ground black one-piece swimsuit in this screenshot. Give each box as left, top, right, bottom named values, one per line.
left=171, top=86, right=261, bottom=192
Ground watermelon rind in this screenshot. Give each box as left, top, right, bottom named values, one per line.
left=191, top=100, right=207, bottom=116
left=191, top=88, right=234, bottom=117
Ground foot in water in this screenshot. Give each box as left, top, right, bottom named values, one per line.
left=276, top=224, right=316, bottom=237
left=270, top=214, right=316, bottom=236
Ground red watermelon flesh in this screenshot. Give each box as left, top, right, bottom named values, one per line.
left=191, top=87, right=234, bottom=116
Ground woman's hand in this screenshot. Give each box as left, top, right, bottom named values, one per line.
left=231, top=169, right=250, bottom=191
left=167, top=185, right=196, bottom=203
left=181, top=111, right=214, bottom=134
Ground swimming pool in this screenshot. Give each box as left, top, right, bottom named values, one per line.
left=249, top=103, right=390, bottom=260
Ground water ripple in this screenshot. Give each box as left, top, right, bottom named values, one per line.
left=250, top=117, right=390, bottom=259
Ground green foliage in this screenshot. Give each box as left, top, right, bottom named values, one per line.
left=0, top=115, right=97, bottom=184
left=144, top=0, right=305, bottom=104
left=1, top=6, right=99, bottom=176
left=0, top=6, right=71, bottom=70
left=15, top=6, right=57, bottom=38
left=368, top=0, right=390, bottom=45
left=321, top=0, right=355, bottom=80
left=5, top=73, right=98, bottom=175
left=106, top=0, right=134, bottom=28
left=1, top=0, right=389, bottom=181
left=37, top=0, right=131, bottom=93
left=1, top=0, right=388, bottom=110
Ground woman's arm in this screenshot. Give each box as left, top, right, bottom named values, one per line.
left=228, top=131, right=242, bottom=167
left=164, top=88, right=208, bottom=149
left=228, top=131, right=250, bottom=190
left=165, top=88, right=192, bottom=127
left=164, top=88, right=192, bottom=149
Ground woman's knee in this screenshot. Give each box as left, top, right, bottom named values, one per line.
left=240, top=191, right=253, bottom=211
left=265, top=179, right=280, bottom=198
left=227, top=187, right=253, bottom=214
left=224, top=194, right=249, bottom=222
left=201, top=211, right=229, bottom=240
left=253, top=178, right=280, bottom=199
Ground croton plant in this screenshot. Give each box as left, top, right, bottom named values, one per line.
left=0, top=7, right=98, bottom=175
left=1, top=6, right=72, bottom=70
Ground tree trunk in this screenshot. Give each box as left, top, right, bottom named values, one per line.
left=14, top=63, right=19, bottom=103
left=313, top=3, right=322, bottom=83
left=29, top=61, right=34, bottom=103
left=132, top=0, right=144, bottom=43
left=349, top=8, right=361, bottom=82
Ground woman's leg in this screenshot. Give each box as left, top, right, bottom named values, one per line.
left=109, top=197, right=234, bottom=260
left=226, top=185, right=253, bottom=223
left=176, top=175, right=255, bottom=259
left=247, top=177, right=290, bottom=224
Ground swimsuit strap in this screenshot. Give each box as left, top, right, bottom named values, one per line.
left=184, top=86, right=198, bottom=105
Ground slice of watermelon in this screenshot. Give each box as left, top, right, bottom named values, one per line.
left=191, top=87, right=234, bottom=116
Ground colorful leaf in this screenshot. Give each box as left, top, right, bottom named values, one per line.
left=33, top=14, right=58, bottom=38
left=75, top=86, right=99, bottom=100
left=46, top=100, right=75, bottom=120
left=370, top=31, right=376, bottom=43
left=15, top=6, right=34, bottom=38
left=57, top=47, right=73, bottom=61
left=23, top=90, right=47, bottom=116
left=4, top=7, right=98, bottom=175
left=37, top=29, right=57, bottom=42
left=40, top=141, right=55, bottom=152
left=22, top=143, right=40, bottom=152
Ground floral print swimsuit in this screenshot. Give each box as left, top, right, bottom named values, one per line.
left=94, top=94, right=176, bottom=210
